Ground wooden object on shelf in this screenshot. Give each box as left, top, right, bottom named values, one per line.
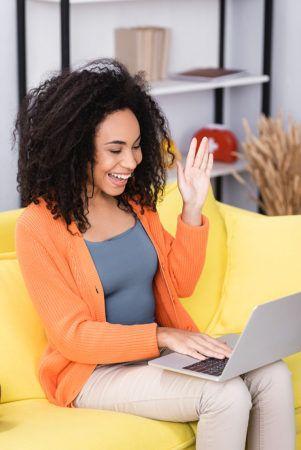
left=169, top=67, right=247, bottom=82
left=114, top=26, right=171, bottom=82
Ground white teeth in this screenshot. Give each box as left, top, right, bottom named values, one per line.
left=109, top=173, right=131, bottom=180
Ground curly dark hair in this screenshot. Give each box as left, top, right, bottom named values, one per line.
left=13, top=57, right=175, bottom=235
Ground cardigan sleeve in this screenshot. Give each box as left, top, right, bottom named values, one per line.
left=15, top=220, right=161, bottom=365
left=160, top=212, right=209, bottom=298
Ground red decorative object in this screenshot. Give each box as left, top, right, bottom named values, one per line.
left=193, top=124, right=238, bottom=163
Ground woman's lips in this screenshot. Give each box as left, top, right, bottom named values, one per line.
left=107, top=173, right=129, bottom=186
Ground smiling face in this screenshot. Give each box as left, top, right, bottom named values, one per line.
left=86, top=108, right=143, bottom=205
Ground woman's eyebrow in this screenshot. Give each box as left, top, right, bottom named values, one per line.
left=105, top=134, right=141, bottom=145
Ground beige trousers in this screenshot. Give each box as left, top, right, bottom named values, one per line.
left=73, top=349, right=296, bottom=450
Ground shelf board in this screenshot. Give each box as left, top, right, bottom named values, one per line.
left=209, top=157, right=247, bottom=178
left=166, top=156, right=247, bottom=181
left=151, top=74, right=269, bottom=96
left=34, top=0, right=148, bottom=3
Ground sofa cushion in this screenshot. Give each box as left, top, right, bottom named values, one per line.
left=157, top=181, right=227, bottom=332
left=206, top=208, right=301, bottom=336
left=0, top=399, right=196, bottom=450
left=216, top=200, right=265, bottom=219
left=0, top=254, right=46, bottom=403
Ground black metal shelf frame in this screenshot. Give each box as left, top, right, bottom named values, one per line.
left=16, top=0, right=274, bottom=212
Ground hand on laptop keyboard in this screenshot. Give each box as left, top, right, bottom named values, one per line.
left=156, top=327, right=232, bottom=361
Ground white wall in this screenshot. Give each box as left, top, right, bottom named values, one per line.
left=0, top=0, right=19, bottom=211
left=271, top=0, right=301, bottom=121
left=1, top=0, right=300, bottom=212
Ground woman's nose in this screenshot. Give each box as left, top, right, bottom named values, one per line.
left=122, top=151, right=138, bottom=170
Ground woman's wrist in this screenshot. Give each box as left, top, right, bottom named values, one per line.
left=156, top=326, right=169, bottom=348
left=181, top=204, right=203, bottom=226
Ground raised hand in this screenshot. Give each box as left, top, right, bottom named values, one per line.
left=176, top=136, right=213, bottom=210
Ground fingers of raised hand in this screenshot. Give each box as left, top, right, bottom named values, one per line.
left=184, top=137, right=198, bottom=179
left=206, top=152, right=214, bottom=176
left=184, top=136, right=214, bottom=182
left=194, top=136, right=209, bottom=169
left=193, top=137, right=214, bottom=176
left=200, top=149, right=209, bottom=173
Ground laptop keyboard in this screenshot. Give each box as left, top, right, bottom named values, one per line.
left=183, top=356, right=229, bottom=376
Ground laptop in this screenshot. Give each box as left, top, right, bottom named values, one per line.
left=148, top=291, right=301, bottom=382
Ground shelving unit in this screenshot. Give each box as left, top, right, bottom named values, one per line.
left=16, top=0, right=274, bottom=211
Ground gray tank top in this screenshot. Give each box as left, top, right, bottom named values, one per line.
left=84, top=217, right=158, bottom=325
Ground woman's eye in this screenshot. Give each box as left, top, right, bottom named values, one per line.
left=110, top=145, right=140, bottom=154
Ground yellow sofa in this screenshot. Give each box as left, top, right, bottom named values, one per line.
left=0, top=181, right=300, bottom=450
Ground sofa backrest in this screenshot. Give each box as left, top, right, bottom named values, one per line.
left=0, top=207, right=24, bottom=253
left=0, top=182, right=228, bottom=402
left=0, top=254, right=47, bottom=403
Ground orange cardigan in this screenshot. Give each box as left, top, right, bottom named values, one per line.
left=15, top=196, right=209, bottom=408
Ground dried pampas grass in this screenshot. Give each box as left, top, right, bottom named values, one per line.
left=232, top=112, right=301, bottom=215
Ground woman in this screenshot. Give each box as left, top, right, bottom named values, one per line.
left=14, top=58, right=295, bottom=449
